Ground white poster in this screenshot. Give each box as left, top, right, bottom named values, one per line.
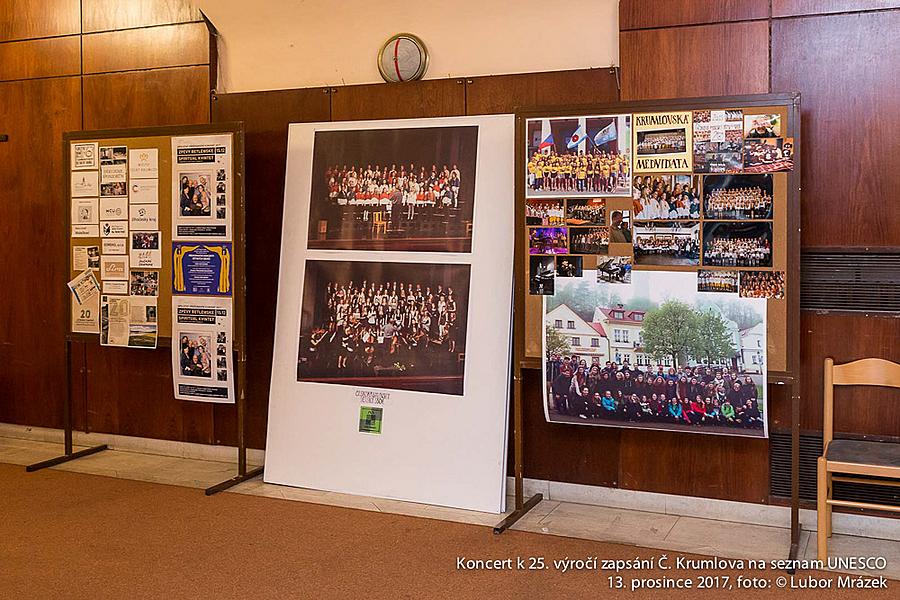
left=130, top=231, right=161, bottom=268
left=171, top=296, right=235, bottom=403
left=130, top=204, right=159, bottom=230
left=71, top=142, right=98, bottom=170
left=99, top=197, right=128, bottom=220
left=129, top=148, right=159, bottom=179
left=71, top=171, right=99, bottom=197
left=100, top=295, right=130, bottom=347
left=171, top=134, right=232, bottom=241
left=130, top=178, right=159, bottom=204
left=264, top=116, right=514, bottom=513
left=71, top=198, right=99, bottom=225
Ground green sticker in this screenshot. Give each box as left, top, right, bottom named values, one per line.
left=359, top=406, right=383, bottom=434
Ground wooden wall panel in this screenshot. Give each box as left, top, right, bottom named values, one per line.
left=210, top=88, right=331, bottom=448
left=82, top=0, right=199, bottom=32
left=0, top=76, right=82, bottom=428
left=800, top=313, right=900, bottom=438
left=621, top=0, right=769, bottom=30
left=83, top=66, right=210, bottom=129
left=83, top=22, right=209, bottom=74
left=620, top=21, right=770, bottom=100
left=83, top=345, right=214, bottom=443
left=465, top=69, right=619, bottom=115
left=0, top=36, right=81, bottom=81
left=331, top=79, right=466, bottom=121
left=773, top=0, right=900, bottom=17
left=772, top=11, right=900, bottom=247
left=0, top=0, right=81, bottom=42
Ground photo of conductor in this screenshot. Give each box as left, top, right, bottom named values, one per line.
left=297, top=260, right=470, bottom=396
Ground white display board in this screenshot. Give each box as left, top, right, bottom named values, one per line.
left=265, top=115, right=515, bottom=513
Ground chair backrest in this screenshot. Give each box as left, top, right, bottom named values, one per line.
left=823, top=357, right=900, bottom=450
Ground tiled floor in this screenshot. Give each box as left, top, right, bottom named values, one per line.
left=3, top=436, right=899, bottom=579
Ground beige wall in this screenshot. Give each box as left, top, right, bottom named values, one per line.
left=198, top=0, right=619, bottom=92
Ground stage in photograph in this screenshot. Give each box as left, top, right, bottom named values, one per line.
left=297, top=260, right=470, bottom=395
left=702, top=222, right=773, bottom=268
left=740, top=270, right=785, bottom=299
left=556, top=256, right=582, bottom=278
left=529, top=256, right=555, bottom=295
left=633, top=221, right=700, bottom=266
left=698, top=269, right=739, bottom=294
left=526, top=115, right=632, bottom=197
left=526, top=199, right=564, bottom=226
left=632, top=174, right=700, bottom=220
left=543, top=270, right=767, bottom=437
left=596, top=256, right=632, bottom=284
left=702, top=174, right=774, bottom=220
left=529, top=227, right=568, bottom=255
left=564, top=198, right=606, bottom=225
left=569, top=227, right=609, bottom=255
left=307, top=126, right=478, bottom=252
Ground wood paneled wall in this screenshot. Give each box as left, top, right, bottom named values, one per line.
left=0, top=1, right=212, bottom=440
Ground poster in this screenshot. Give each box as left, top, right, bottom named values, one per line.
left=171, top=134, right=232, bottom=240
left=72, top=294, right=99, bottom=334
left=130, top=231, right=162, bottom=268
left=73, top=245, right=100, bottom=271
left=71, top=171, right=99, bottom=197
left=633, top=111, right=693, bottom=172
left=71, top=142, right=98, bottom=170
left=129, top=148, right=159, bottom=179
left=172, top=242, right=232, bottom=296
left=127, top=296, right=158, bottom=349
left=130, top=179, right=159, bottom=204
left=67, top=269, right=100, bottom=305
left=265, top=115, right=514, bottom=514
left=525, top=114, right=632, bottom=197
left=543, top=269, right=768, bottom=438
left=171, top=296, right=235, bottom=403
left=100, top=295, right=130, bottom=347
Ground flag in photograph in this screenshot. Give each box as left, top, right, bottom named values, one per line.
left=567, top=126, right=586, bottom=150
left=594, top=122, right=617, bottom=146
left=539, top=133, right=555, bottom=155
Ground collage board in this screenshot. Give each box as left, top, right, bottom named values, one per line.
left=525, top=109, right=794, bottom=438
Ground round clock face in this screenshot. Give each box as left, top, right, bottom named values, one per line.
left=378, top=33, right=428, bottom=83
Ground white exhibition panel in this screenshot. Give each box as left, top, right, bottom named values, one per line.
left=265, top=115, right=514, bottom=513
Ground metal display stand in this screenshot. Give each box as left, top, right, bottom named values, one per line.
left=496, top=93, right=802, bottom=563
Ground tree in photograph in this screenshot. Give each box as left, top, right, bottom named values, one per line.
left=692, top=309, right=737, bottom=365
left=641, top=300, right=699, bottom=368
left=545, top=324, right=571, bottom=357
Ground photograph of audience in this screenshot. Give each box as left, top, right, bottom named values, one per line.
left=307, top=126, right=478, bottom=252
left=526, top=115, right=632, bottom=197
left=743, top=138, right=794, bottom=173
left=702, top=222, right=773, bottom=267
left=702, top=174, right=773, bottom=220
left=739, top=271, right=785, bottom=299
left=698, top=270, right=739, bottom=294
left=569, top=227, right=609, bottom=255
left=633, top=222, right=700, bottom=266
left=636, top=128, right=686, bottom=155
left=526, top=199, right=565, bottom=226
left=529, top=227, right=569, bottom=255
left=596, top=256, right=631, bottom=284
left=297, top=260, right=470, bottom=396
left=530, top=256, right=555, bottom=295
left=632, top=174, right=701, bottom=220
left=564, top=199, right=606, bottom=225
left=556, top=256, right=582, bottom=278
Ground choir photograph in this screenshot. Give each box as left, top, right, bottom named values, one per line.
left=633, top=222, right=700, bottom=266
left=702, top=174, right=774, bottom=220
left=702, top=222, right=773, bottom=268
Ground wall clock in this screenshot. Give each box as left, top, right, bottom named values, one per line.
left=378, top=33, right=429, bottom=83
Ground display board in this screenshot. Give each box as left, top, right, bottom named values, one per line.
left=516, top=95, right=800, bottom=439
left=64, top=124, right=246, bottom=404
left=265, top=115, right=515, bottom=513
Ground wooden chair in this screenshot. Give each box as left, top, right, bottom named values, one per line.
left=371, top=211, right=387, bottom=237
left=817, top=357, right=900, bottom=560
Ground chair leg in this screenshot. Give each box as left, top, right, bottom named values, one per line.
left=817, top=457, right=828, bottom=561
left=825, top=470, right=833, bottom=538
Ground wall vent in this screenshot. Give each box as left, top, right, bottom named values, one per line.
left=801, top=250, right=900, bottom=313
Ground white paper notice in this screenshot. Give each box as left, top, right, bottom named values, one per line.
left=129, top=204, right=159, bottom=230
left=130, top=231, right=161, bottom=268
left=101, top=238, right=126, bottom=254
left=73, top=245, right=100, bottom=271
left=102, top=280, right=128, bottom=294
left=171, top=296, right=235, bottom=403
left=72, top=293, right=100, bottom=334
left=100, top=255, right=128, bottom=280
left=71, top=142, right=99, bottom=170
left=100, top=295, right=130, bottom=347
left=99, top=196, right=128, bottom=220
left=72, top=225, right=99, bottom=238
left=129, top=148, right=159, bottom=179
left=71, top=171, right=100, bottom=197
left=129, top=179, right=159, bottom=204
left=67, top=269, right=101, bottom=305
left=101, top=221, right=128, bottom=238
left=72, top=198, right=99, bottom=225
left=171, top=134, right=232, bottom=241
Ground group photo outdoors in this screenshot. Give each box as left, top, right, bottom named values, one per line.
left=543, top=270, right=767, bottom=437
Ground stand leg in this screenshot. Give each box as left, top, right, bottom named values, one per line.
left=26, top=444, right=108, bottom=472
left=493, top=493, right=543, bottom=534
left=205, top=464, right=264, bottom=496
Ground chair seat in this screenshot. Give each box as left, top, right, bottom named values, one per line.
left=826, top=439, right=900, bottom=469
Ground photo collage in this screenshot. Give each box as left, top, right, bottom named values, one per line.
left=527, top=108, right=794, bottom=438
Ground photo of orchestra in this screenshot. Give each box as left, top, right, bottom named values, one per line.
left=564, top=198, right=606, bottom=225
left=297, top=260, right=470, bottom=396
left=632, top=174, right=701, bottom=220
left=544, top=270, right=767, bottom=437
left=739, top=270, right=785, bottom=299
left=569, top=227, right=609, bottom=255
left=529, top=227, right=568, bottom=254
left=556, top=256, right=582, bottom=278
left=702, top=174, right=774, bottom=220
left=698, top=270, right=739, bottom=294
left=525, top=115, right=632, bottom=197
left=636, top=128, right=686, bottom=156
left=307, top=126, right=478, bottom=252
left=526, top=199, right=564, bottom=226
left=597, top=256, right=632, bottom=284
left=702, top=222, right=773, bottom=267
left=529, top=256, right=555, bottom=295
left=743, top=138, right=794, bottom=173
left=633, top=222, right=700, bottom=266
left=743, top=114, right=781, bottom=138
